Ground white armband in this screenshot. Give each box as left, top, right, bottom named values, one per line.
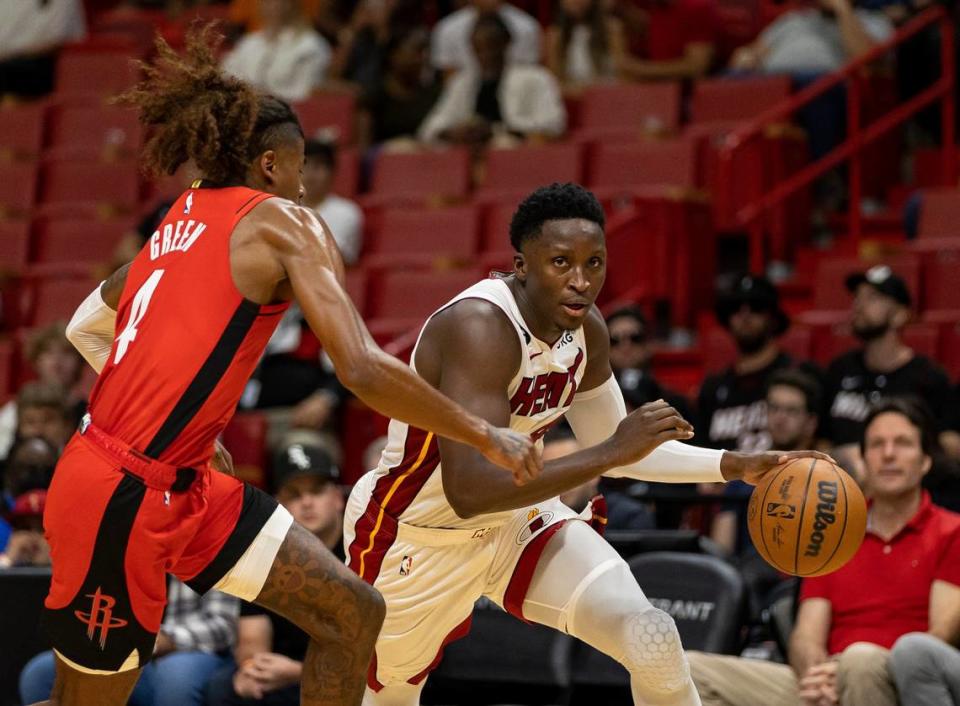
left=65, top=283, right=116, bottom=374
left=566, top=375, right=725, bottom=483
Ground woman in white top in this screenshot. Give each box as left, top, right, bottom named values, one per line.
left=222, top=0, right=332, bottom=103
left=545, top=0, right=626, bottom=92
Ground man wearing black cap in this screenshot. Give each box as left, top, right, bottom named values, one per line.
left=824, top=265, right=955, bottom=473
left=698, top=274, right=808, bottom=452
left=205, top=442, right=345, bottom=706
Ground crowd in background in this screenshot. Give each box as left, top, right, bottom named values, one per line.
left=3, top=0, right=960, bottom=704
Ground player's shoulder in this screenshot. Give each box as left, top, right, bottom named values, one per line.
left=429, top=297, right=519, bottom=346
left=242, top=198, right=332, bottom=248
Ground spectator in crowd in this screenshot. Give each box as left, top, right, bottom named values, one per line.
left=729, top=0, right=892, bottom=74
left=0, top=323, right=85, bottom=460
left=0, top=488, right=49, bottom=568
left=688, top=397, right=960, bottom=706
left=419, top=13, right=566, bottom=146
left=358, top=27, right=443, bottom=148
left=229, top=0, right=341, bottom=42
left=205, top=441, right=344, bottom=705
left=430, top=0, right=541, bottom=74
left=0, top=435, right=58, bottom=547
left=711, top=369, right=822, bottom=603
left=545, top=0, right=627, bottom=91
left=823, top=265, right=956, bottom=478
left=606, top=305, right=692, bottom=418
left=301, top=139, right=363, bottom=264
left=546, top=427, right=655, bottom=529
left=615, top=0, right=720, bottom=81
left=12, top=382, right=74, bottom=456
left=0, top=0, right=86, bottom=99
left=20, top=577, right=240, bottom=706
left=697, top=274, right=803, bottom=452
left=222, top=0, right=332, bottom=103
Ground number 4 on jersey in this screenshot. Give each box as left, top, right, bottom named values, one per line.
left=114, top=269, right=165, bottom=364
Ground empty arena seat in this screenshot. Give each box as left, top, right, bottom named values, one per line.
left=812, top=256, right=920, bottom=312
left=917, top=188, right=960, bottom=239
left=366, top=268, right=483, bottom=340
left=366, top=205, right=479, bottom=268
left=293, top=92, right=356, bottom=144
left=41, top=160, right=141, bottom=213
left=576, top=82, right=682, bottom=138
left=0, top=162, right=39, bottom=217
left=690, top=76, right=792, bottom=124
left=55, top=48, right=142, bottom=98
left=26, top=267, right=100, bottom=326
left=604, top=529, right=702, bottom=558
left=221, top=411, right=269, bottom=488
left=589, top=138, right=697, bottom=192
left=0, top=568, right=52, bottom=705
left=333, top=146, right=359, bottom=198
left=47, top=102, right=142, bottom=160
left=923, top=250, right=960, bottom=316
left=0, top=339, right=13, bottom=398
left=0, top=103, right=45, bottom=160
left=366, top=148, right=471, bottom=206
left=33, top=217, right=133, bottom=265
left=570, top=552, right=747, bottom=701
left=0, top=220, right=30, bottom=272
left=430, top=600, right=573, bottom=705
left=344, top=267, right=368, bottom=316
left=476, top=144, right=584, bottom=200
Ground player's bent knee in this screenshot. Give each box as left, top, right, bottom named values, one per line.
left=622, top=607, right=691, bottom=694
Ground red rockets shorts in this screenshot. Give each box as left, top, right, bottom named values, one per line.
left=41, top=424, right=277, bottom=673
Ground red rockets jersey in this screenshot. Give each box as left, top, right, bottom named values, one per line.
left=88, top=185, right=289, bottom=468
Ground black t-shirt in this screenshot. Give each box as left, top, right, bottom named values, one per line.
left=240, top=602, right=309, bottom=662
left=697, top=352, right=806, bottom=451
left=363, top=79, right=442, bottom=143
left=615, top=367, right=693, bottom=421
left=824, top=350, right=952, bottom=445
left=475, top=77, right=502, bottom=124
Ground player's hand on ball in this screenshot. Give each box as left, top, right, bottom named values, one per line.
left=722, top=449, right=836, bottom=484
left=212, top=439, right=235, bottom=476
left=611, top=399, right=695, bottom=466
left=483, top=425, right=542, bottom=486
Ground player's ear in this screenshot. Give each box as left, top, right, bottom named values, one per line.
left=259, top=150, right=278, bottom=184
left=514, top=253, right=527, bottom=281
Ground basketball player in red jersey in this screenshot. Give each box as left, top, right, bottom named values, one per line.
left=32, top=27, right=540, bottom=706
left=344, top=183, right=830, bottom=706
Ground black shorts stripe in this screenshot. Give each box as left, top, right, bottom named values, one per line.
left=144, top=300, right=260, bottom=459
left=185, top=484, right=279, bottom=595
left=42, top=475, right=155, bottom=672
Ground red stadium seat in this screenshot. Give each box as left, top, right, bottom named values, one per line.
left=0, top=104, right=45, bottom=160
left=0, top=163, right=39, bottom=217
left=47, top=103, right=142, bottom=160
left=479, top=201, right=518, bottom=272
left=576, top=83, right=682, bottom=139
left=293, top=93, right=356, bottom=144
left=913, top=148, right=960, bottom=188
left=344, top=268, right=368, bottom=316
left=33, top=217, right=134, bottom=265
left=917, top=188, right=960, bottom=239
left=221, top=412, right=269, bottom=488
left=0, top=221, right=30, bottom=271
left=477, top=144, right=584, bottom=201
left=921, top=249, right=960, bottom=316
left=41, top=160, right=140, bottom=213
left=589, top=138, right=698, bottom=192
left=55, top=48, right=142, bottom=99
left=367, top=268, right=484, bottom=340
left=26, top=268, right=100, bottom=327
left=366, top=206, right=479, bottom=268
left=690, top=76, right=792, bottom=124
left=812, top=256, right=920, bottom=312
left=366, top=148, right=471, bottom=207
left=333, top=146, right=359, bottom=198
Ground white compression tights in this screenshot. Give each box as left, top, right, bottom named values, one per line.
left=363, top=521, right=702, bottom=706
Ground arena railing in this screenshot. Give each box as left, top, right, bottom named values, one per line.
left=716, top=5, right=957, bottom=273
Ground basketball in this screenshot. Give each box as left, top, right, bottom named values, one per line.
left=747, top=458, right=867, bottom=577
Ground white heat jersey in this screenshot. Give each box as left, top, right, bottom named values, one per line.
left=368, top=276, right=587, bottom=530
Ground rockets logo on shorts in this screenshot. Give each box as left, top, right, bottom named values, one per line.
left=516, top=510, right=554, bottom=546
left=399, top=556, right=413, bottom=576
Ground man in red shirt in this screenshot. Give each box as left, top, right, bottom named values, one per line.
left=686, top=397, right=960, bottom=706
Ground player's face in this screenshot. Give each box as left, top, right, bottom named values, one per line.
left=766, top=385, right=815, bottom=451
left=862, top=412, right=931, bottom=499
left=518, top=218, right=606, bottom=333
left=277, top=476, right=345, bottom=542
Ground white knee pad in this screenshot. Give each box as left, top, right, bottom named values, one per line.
left=623, top=607, right=691, bottom=695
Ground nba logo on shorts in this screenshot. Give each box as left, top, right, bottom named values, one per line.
left=399, top=556, right=413, bottom=576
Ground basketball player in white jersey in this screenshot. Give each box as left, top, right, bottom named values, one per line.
left=344, top=183, right=829, bottom=706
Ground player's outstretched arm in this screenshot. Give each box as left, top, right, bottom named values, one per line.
left=421, top=300, right=694, bottom=519
left=567, top=308, right=832, bottom=484
left=253, top=201, right=540, bottom=484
